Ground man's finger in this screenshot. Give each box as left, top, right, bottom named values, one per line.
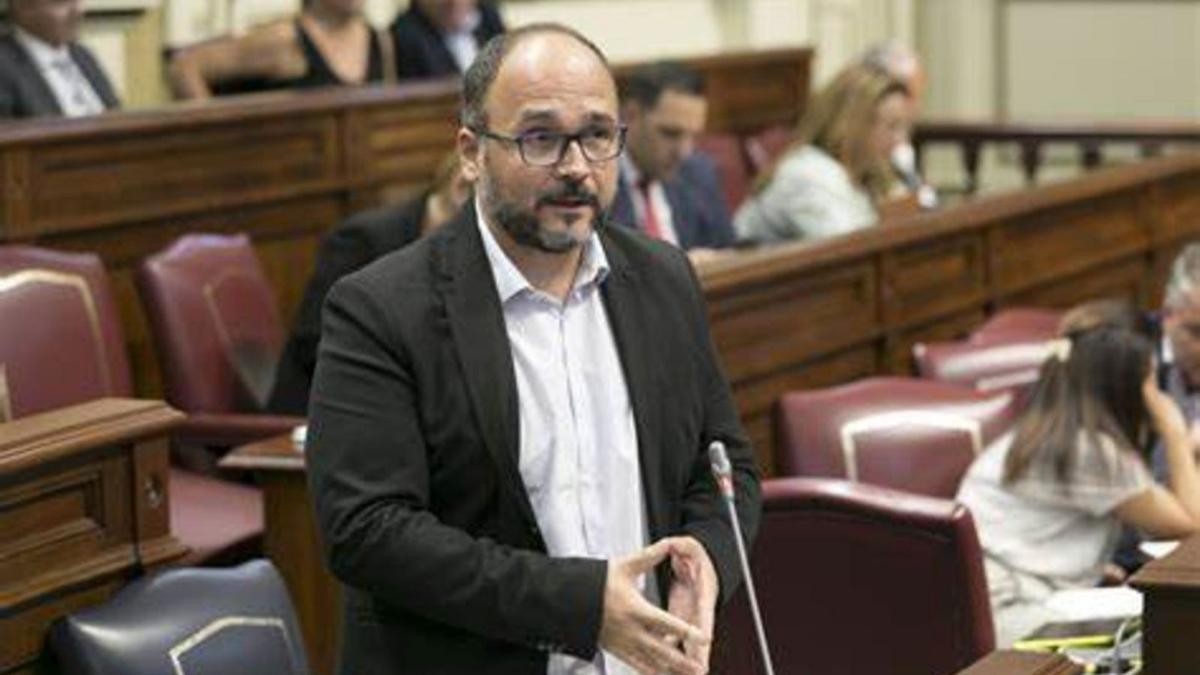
left=637, top=600, right=709, bottom=645
left=624, top=539, right=673, bottom=575
left=634, top=629, right=706, bottom=675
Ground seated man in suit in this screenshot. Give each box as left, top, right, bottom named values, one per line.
left=267, top=151, right=470, bottom=415
left=0, top=0, right=119, bottom=118
left=614, top=61, right=736, bottom=257
left=390, top=0, right=505, bottom=81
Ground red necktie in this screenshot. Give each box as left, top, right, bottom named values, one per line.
left=637, top=180, right=664, bottom=240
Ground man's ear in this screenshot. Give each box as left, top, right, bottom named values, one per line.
left=457, top=127, right=482, bottom=183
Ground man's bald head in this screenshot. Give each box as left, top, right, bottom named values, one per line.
left=461, top=23, right=611, bottom=131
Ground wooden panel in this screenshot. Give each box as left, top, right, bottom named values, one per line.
left=953, top=650, right=1081, bottom=675
left=991, top=192, right=1148, bottom=294
left=1131, top=534, right=1200, bottom=674
left=709, top=261, right=877, bottom=386
left=1156, top=171, right=1200, bottom=243
left=28, top=116, right=339, bottom=235
left=881, top=232, right=986, bottom=328
left=1003, top=256, right=1147, bottom=309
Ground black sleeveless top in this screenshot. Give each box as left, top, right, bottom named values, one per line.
left=212, top=20, right=384, bottom=96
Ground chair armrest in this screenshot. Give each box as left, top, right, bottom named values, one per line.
left=175, top=412, right=305, bottom=449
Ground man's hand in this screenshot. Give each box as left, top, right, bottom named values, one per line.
left=666, top=536, right=719, bottom=670
left=600, top=539, right=709, bottom=675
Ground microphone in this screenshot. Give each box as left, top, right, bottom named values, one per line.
left=891, top=143, right=938, bottom=210
left=708, top=441, right=776, bottom=675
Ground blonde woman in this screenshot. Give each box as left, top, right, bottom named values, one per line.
left=169, top=0, right=392, bottom=99
left=734, top=65, right=911, bottom=243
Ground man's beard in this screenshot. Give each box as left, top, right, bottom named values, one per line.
left=485, top=180, right=608, bottom=254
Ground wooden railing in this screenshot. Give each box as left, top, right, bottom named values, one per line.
left=913, top=118, right=1200, bottom=194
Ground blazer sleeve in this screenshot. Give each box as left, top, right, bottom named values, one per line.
left=675, top=252, right=761, bottom=603
left=681, top=154, right=737, bottom=249
left=306, top=275, right=608, bottom=659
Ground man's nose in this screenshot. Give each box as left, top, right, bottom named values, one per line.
left=553, top=139, right=590, bottom=179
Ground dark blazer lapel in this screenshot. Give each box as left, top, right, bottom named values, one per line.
left=436, top=203, right=541, bottom=535
left=599, top=233, right=667, bottom=538
left=662, top=178, right=697, bottom=250
left=3, top=36, right=60, bottom=116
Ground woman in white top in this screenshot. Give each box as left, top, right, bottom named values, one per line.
left=957, top=325, right=1200, bottom=646
left=734, top=64, right=911, bottom=243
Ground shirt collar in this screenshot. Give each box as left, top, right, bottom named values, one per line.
left=620, top=154, right=652, bottom=190
left=474, top=196, right=609, bottom=304
left=442, top=8, right=481, bottom=38
left=13, top=26, right=70, bottom=69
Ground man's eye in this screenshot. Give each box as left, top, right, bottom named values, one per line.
left=523, top=131, right=560, bottom=145
left=585, top=128, right=615, bottom=142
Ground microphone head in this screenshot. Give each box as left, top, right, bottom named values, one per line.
left=708, top=441, right=732, bottom=477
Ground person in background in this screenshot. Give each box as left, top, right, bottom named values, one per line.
left=0, top=0, right=119, bottom=118
left=268, top=151, right=470, bottom=415
left=612, top=61, right=735, bottom=257
left=306, top=23, right=759, bottom=674
left=390, top=0, right=504, bottom=81
left=168, top=0, right=391, bottom=100
left=859, top=41, right=937, bottom=208
left=956, top=324, right=1200, bottom=646
left=733, top=64, right=911, bottom=244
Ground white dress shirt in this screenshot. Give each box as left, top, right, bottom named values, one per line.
left=13, top=27, right=104, bottom=118
left=476, top=205, right=651, bottom=675
left=620, top=154, right=679, bottom=245
left=442, top=8, right=482, bottom=73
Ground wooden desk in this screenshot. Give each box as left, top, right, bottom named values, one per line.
left=1131, top=533, right=1200, bottom=673
left=953, top=650, right=1080, bottom=675
left=220, top=433, right=336, bottom=675
left=0, top=398, right=186, bottom=674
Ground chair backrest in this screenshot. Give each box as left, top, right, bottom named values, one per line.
left=0, top=246, right=132, bottom=419
left=138, top=234, right=284, bottom=414
left=743, top=124, right=794, bottom=174
left=776, top=377, right=1016, bottom=498
left=970, top=307, right=1062, bottom=344
left=50, top=559, right=309, bottom=675
left=696, top=132, right=753, bottom=211
left=914, top=339, right=1050, bottom=394
left=713, top=477, right=995, bottom=675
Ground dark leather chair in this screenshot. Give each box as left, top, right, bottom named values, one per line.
left=697, top=132, right=753, bottom=211
left=744, top=124, right=794, bottom=174
left=914, top=339, right=1050, bottom=394
left=137, top=234, right=302, bottom=470
left=50, top=559, right=309, bottom=675
left=0, top=245, right=262, bottom=565
left=712, top=477, right=995, bottom=675
left=970, top=307, right=1062, bottom=344
left=776, top=377, right=1016, bottom=498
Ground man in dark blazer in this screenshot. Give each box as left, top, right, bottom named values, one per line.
left=390, top=0, right=505, bottom=81
left=0, top=0, right=119, bottom=119
left=612, top=62, right=735, bottom=253
left=267, top=153, right=469, bottom=415
left=307, top=24, right=759, bottom=675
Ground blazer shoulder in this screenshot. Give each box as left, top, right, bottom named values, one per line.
left=335, top=198, right=425, bottom=256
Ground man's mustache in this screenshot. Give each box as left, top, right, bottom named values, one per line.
left=536, top=183, right=600, bottom=209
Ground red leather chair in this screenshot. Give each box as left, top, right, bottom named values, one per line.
left=970, top=307, right=1062, bottom=344
left=137, top=234, right=302, bottom=469
left=712, top=477, right=995, bottom=675
left=0, top=245, right=262, bottom=565
left=776, top=377, right=1016, bottom=498
left=914, top=339, right=1050, bottom=394
left=743, top=124, right=794, bottom=174
left=697, top=132, right=753, bottom=211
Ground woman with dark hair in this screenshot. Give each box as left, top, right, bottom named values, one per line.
left=957, top=325, right=1200, bottom=646
left=168, top=0, right=392, bottom=100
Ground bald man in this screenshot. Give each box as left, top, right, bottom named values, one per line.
left=306, top=23, right=760, bottom=675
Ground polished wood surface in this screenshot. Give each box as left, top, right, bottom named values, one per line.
left=697, top=152, right=1200, bottom=469
left=914, top=117, right=1200, bottom=193
left=953, top=650, right=1081, bottom=675
left=1131, top=533, right=1200, bottom=674
left=0, top=398, right=186, bottom=674
left=220, top=434, right=335, bottom=675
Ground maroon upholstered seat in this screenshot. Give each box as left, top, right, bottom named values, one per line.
left=970, top=307, right=1062, bottom=344
left=137, top=234, right=302, bottom=463
left=0, top=245, right=261, bottom=565
left=743, top=124, right=794, bottom=174
left=712, top=477, right=995, bottom=675
left=776, top=377, right=1016, bottom=498
left=697, top=132, right=753, bottom=211
left=914, top=339, right=1050, bottom=394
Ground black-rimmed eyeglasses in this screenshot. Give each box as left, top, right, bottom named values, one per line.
left=471, top=125, right=627, bottom=167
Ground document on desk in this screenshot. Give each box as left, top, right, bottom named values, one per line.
left=1045, top=586, right=1142, bottom=621
left=1139, top=540, right=1181, bottom=560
